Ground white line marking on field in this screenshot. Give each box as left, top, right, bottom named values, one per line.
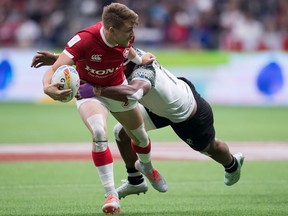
left=0, top=142, right=287, bottom=160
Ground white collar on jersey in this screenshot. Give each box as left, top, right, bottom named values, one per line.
left=100, top=26, right=117, bottom=48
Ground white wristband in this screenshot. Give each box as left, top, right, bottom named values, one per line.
left=131, top=54, right=142, bottom=65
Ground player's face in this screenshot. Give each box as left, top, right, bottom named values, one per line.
left=112, top=22, right=135, bottom=46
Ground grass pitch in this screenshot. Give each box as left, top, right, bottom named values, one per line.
left=0, top=102, right=287, bottom=143
left=0, top=160, right=287, bottom=216
left=0, top=103, right=287, bottom=215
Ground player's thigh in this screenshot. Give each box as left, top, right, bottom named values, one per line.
left=141, top=106, right=170, bottom=130
left=171, top=98, right=215, bottom=151
left=138, top=104, right=161, bottom=131
left=77, top=100, right=109, bottom=133
left=112, top=105, right=143, bottom=130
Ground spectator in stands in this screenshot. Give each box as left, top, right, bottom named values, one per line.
left=2, top=0, right=288, bottom=51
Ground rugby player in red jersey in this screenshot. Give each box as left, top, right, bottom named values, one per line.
left=34, top=3, right=167, bottom=215
left=32, top=46, right=245, bottom=203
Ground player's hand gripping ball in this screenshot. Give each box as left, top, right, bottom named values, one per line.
left=51, top=65, right=80, bottom=102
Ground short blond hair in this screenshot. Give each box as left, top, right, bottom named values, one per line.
left=102, top=3, right=139, bottom=29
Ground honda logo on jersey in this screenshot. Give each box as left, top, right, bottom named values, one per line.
left=85, top=65, right=120, bottom=76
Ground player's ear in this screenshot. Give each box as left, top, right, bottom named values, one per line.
left=109, top=26, right=116, bottom=34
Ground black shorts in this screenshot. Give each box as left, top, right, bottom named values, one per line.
left=145, top=77, right=215, bottom=151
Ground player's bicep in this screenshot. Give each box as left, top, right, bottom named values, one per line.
left=130, top=66, right=156, bottom=94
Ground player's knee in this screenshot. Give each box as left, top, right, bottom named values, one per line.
left=199, top=139, right=218, bottom=157
left=130, top=123, right=149, bottom=147
left=87, top=115, right=106, bottom=139
left=91, top=124, right=106, bottom=141
left=87, top=114, right=108, bottom=152
left=91, top=126, right=108, bottom=152
left=113, top=123, right=123, bottom=141
left=200, top=149, right=212, bottom=157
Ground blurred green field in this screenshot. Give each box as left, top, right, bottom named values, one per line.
left=150, top=50, right=229, bottom=66
left=0, top=160, right=287, bottom=216
left=1, top=102, right=287, bottom=216
left=1, top=48, right=286, bottom=216
left=0, top=102, right=287, bottom=144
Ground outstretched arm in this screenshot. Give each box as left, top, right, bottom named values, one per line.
left=99, top=79, right=151, bottom=102
left=31, top=51, right=59, bottom=68
left=77, top=79, right=151, bottom=102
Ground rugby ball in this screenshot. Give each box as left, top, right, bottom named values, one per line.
left=51, top=65, right=80, bottom=102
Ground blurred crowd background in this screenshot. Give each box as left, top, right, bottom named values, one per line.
left=1, top=0, right=288, bottom=51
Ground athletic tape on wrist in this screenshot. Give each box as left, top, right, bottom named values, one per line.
left=131, top=54, right=142, bottom=65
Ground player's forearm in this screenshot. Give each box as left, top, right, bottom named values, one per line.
left=128, top=47, right=142, bottom=65
left=100, top=85, right=137, bottom=102
left=100, top=79, right=148, bottom=101
left=42, top=67, right=54, bottom=87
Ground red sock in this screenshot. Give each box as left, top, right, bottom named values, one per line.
left=91, top=147, right=113, bottom=167
left=131, top=141, right=151, bottom=154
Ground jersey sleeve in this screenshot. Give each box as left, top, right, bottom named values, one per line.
left=64, top=31, right=91, bottom=62
left=130, top=62, right=156, bottom=87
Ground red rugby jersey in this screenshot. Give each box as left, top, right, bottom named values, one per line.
left=64, top=22, right=133, bottom=86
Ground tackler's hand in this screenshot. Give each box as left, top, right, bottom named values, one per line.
left=141, top=52, right=156, bottom=65
left=31, top=51, right=58, bottom=68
